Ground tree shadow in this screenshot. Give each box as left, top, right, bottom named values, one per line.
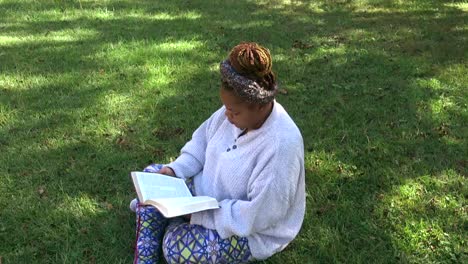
left=1, top=0, right=466, bottom=263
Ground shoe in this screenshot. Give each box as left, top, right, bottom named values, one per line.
left=129, top=198, right=138, bottom=212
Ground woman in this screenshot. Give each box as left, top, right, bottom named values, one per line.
left=132, top=42, right=305, bottom=263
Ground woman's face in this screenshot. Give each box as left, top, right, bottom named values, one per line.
left=219, top=87, right=266, bottom=130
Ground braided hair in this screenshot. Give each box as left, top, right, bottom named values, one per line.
left=220, top=42, right=277, bottom=104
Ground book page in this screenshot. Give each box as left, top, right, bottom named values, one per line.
left=147, top=196, right=219, bottom=218
left=132, top=172, right=192, bottom=201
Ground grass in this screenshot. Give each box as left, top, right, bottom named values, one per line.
left=0, top=0, right=466, bottom=263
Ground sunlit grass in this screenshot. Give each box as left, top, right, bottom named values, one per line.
left=0, top=0, right=466, bottom=263
left=380, top=172, right=466, bottom=262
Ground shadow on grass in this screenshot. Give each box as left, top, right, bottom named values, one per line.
left=0, top=0, right=466, bottom=263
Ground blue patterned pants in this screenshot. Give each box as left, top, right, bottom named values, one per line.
left=134, top=164, right=253, bottom=264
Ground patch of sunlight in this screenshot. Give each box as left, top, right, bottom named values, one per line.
left=231, top=20, right=274, bottom=29
left=416, top=77, right=465, bottom=116
left=385, top=172, right=464, bottom=214
left=155, top=40, right=203, bottom=53
left=98, top=40, right=203, bottom=91
left=145, top=68, right=172, bottom=88
left=444, top=2, right=468, bottom=11
left=345, top=28, right=379, bottom=42
left=39, top=8, right=202, bottom=21
left=91, top=6, right=116, bottom=19
left=0, top=28, right=98, bottom=45
left=101, top=40, right=203, bottom=63
left=150, top=11, right=201, bottom=21
left=392, top=180, right=425, bottom=205
left=102, top=91, right=132, bottom=114
left=438, top=63, right=468, bottom=89
left=429, top=95, right=455, bottom=115
left=451, top=24, right=468, bottom=33
left=382, top=172, right=465, bottom=259
left=256, top=0, right=324, bottom=12
left=416, top=78, right=444, bottom=90
left=0, top=73, right=50, bottom=91
left=317, top=45, right=348, bottom=57
left=272, top=53, right=288, bottom=63
left=0, top=104, right=18, bottom=127
left=208, top=62, right=221, bottom=73
left=12, top=8, right=116, bottom=21
left=305, top=150, right=362, bottom=179
left=56, top=194, right=104, bottom=218
left=399, top=218, right=449, bottom=252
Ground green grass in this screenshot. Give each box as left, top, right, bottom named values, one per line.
left=0, top=0, right=466, bottom=263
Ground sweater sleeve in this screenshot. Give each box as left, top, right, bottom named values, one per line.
left=190, top=141, right=303, bottom=238
left=167, top=107, right=224, bottom=179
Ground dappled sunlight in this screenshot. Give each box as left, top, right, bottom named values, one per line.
left=344, top=28, right=380, bottom=43
left=0, top=28, right=98, bottom=44
left=0, top=73, right=49, bottom=91
left=230, top=20, right=275, bottom=30
left=97, top=39, right=209, bottom=99
left=438, top=63, right=468, bottom=88
left=377, top=171, right=465, bottom=261
left=413, top=77, right=463, bottom=116
left=444, top=2, right=468, bottom=11
left=305, top=150, right=364, bottom=184
left=145, top=11, right=202, bottom=21
left=84, top=9, right=202, bottom=21
left=154, top=40, right=204, bottom=53
left=1, top=0, right=466, bottom=262
left=255, top=0, right=328, bottom=12
left=0, top=104, right=17, bottom=127
left=428, top=93, right=457, bottom=116
left=56, top=193, right=107, bottom=218
left=100, top=40, right=204, bottom=65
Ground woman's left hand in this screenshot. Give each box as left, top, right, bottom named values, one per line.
left=183, top=214, right=191, bottom=221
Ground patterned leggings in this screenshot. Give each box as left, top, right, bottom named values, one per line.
left=134, top=164, right=253, bottom=264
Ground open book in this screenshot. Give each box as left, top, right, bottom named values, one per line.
left=131, top=171, right=219, bottom=218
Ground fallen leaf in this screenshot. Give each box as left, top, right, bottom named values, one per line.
left=173, top=127, right=185, bottom=135
left=152, top=148, right=165, bottom=157
left=435, top=123, right=450, bottom=136
left=316, top=204, right=335, bottom=216
left=152, top=127, right=185, bottom=140
left=278, top=88, right=288, bottom=95
left=337, top=164, right=344, bottom=173
left=292, top=40, right=313, bottom=49
left=116, top=136, right=130, bottom=148
left=101, top=202, right=114, bottom=210
left=37, top=186, right=47, bottom=198
left=80, top=227, right=89, bottom=234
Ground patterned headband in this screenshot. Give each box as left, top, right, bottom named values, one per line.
left=220, top=60, right=277, bottom=104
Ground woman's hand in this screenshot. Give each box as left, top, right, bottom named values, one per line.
left=182, top=214, right=191, bottom=221
left=157, top=166, right=176, bottom=177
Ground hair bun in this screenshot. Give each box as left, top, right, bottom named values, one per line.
left=228, top=42, right=272, bottom=78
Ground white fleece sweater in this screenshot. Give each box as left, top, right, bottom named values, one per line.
left=168, top=101, right=305, bottom=260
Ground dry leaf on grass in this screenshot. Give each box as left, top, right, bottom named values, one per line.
left=278, top=88, right=289, bottom=95
left=37, top=186, right=47, bottom=198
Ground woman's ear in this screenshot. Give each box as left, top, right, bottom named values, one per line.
left=248, top=102, right=263, bottom=112
left=258, top=102, right=271, bottom=111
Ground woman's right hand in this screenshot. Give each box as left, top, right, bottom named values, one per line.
left=157, top=166, right=176, bottom=177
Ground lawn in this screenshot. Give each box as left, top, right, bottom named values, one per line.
left=0, top=0, right=467, bottom=263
